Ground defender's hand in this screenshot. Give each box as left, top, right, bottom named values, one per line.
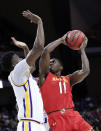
left=11, top=37, right=27, bottom=49
left=22, top=10, right=42, bottom=24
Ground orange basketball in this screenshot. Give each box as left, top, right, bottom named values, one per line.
left=65, top=30, right=85, bottom=50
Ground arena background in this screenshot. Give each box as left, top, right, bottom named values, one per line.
left=0, top=0, right=101, bottom=130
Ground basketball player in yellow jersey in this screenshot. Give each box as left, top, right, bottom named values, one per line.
left=1, top=10, right=46, bottom=131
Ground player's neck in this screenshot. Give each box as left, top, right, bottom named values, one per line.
left=54, top=71, right=61, bottom=76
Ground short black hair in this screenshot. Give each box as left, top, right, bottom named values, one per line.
left=1, top=51, right=15, bottom=72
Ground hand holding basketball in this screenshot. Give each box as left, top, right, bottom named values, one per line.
left=65, top=30, right=86, bottom=50
left=80, top=37, right=88, bottom=50
left=61, top=32, right=70, bottom=45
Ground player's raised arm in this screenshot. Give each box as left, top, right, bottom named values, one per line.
left=39, top=34, right=67, bottom=87
left=11, top=37, right=29, bottom=57
left=69, top=37, right=90, bottom=87
left=22, top=10, right=45, bottom=67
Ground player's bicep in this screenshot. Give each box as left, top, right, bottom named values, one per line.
left=39, top=49, right=50, bottom=75
left=70, top=70, right=88, bottom=86
left=39, top=74, right=46, bottom=87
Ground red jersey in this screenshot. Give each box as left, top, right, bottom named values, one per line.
left=40, top=72, right=74, bottom=114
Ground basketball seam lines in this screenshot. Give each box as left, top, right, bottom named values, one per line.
left=71, top=31, right=79, bottom=42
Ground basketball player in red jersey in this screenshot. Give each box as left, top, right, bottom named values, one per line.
left=39, top=33, right=94, bottom=131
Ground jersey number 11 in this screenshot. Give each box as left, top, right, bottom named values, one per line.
left=59, top=82, right=67, bottom=94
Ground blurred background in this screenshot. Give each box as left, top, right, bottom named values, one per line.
left=0, top=0, right=101, bottom=130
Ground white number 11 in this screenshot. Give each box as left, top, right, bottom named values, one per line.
left=59, top=82, right=67, bottom=94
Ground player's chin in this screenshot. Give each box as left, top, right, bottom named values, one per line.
left=89, top=128, right=94, bottom=131
left=57, top=68, right=63, bottom=74
left=60, top=66, right=63, bottom=71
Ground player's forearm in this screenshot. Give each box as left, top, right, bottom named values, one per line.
left=34, top=20, right=45, bottom=48
left=23, top=46, right=30, bottom=57
left=26, top=46, right=43, bottom=67
left=81, top=49, right=90, bottom=73
left=45, top=38, right=63, bottom=53
left=26, top=21, right=44, bottom=67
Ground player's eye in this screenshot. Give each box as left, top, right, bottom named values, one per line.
left=53, top=59, right=55, bottom=63
left=50, top=59, right=55, bottom=64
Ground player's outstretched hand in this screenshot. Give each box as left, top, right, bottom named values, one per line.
left=11, top=37, right=28, bottom=49
left=80, top=37, right=88, bottom=50
left=22, top=10, right=42, bottom=24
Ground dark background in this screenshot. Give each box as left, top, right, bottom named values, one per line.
left=0, top=0, right=101, bottom=106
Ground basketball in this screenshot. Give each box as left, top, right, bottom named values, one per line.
left=65, top=30, right=85, bottom=50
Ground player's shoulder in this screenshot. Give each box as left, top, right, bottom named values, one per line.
left=8, top=59, right=30, bottom=87
left=61, top=74, right=70, bottom=78
left=13, top=59, right=30, bottom=77
left=8, top=73, right=11, bottom=83
left=44, top=72, right=53, bottom=80
left=14, top=59, right=28, bottom=69
left=10, top=59, right=26, bottom=80
left=61, top=75, right=71, bottom=82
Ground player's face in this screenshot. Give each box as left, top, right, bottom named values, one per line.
left=11, top=54, right=23, bottom=68
left=50, top=58, right=63, bottom=73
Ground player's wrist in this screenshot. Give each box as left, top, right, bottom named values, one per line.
left=37, top=19, right=42, bottom=24
left=30, top=17, right=42, bottom=24
left=61, top=37, right=66, bottom=45
left=80, top=48, right=85, bottom=53
left=61, top=36, right=65, bottom=41
left=23, top=45, right=29, bottom=50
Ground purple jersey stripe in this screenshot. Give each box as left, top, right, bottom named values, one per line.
left=22, top=121, right=24, bottom=131
left=28, top=80, right=33, bottom=118
left=23, top=98, right=26, bottom=117
left=21, top=119, right=40, bottom=124
left=23, top=85, right=27, bottom=92
left=29, top=122, right=31, bottom=131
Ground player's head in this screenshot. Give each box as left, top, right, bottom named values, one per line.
left=49, top=58, right=63, bottom=75
left=1, top=51, right=22, bottom=73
